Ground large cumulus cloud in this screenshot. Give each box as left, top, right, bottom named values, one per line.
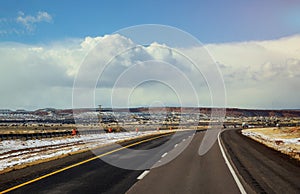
left=0, top=34, right=299, bottom=109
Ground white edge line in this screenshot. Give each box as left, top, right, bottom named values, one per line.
left=218, top=131, right=247, bottom=194
left=161, top=152, right=168, bottom=158
left=174, top=144, right=178, bottom=148
left=137, top=170, right=150, bottom=180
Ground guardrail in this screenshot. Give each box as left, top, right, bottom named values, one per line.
left=0, top=131, right=72, bottom=141
left=0, top=129, right=107, bottom=141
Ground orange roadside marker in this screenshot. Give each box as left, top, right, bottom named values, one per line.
left=71, top=129, right=77, bottom=136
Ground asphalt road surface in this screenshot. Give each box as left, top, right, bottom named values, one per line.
left=221, top=129, right=300, bottom=193
left=127, top=130, right=240, bottom=194
left=1, top=129, right=299, bottom=194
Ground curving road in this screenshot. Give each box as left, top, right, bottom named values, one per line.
left=1, top=129, right=299, bottom=193
left=221, top=129, right=300, bottom=193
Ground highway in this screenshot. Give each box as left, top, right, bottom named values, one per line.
left=127, top=130, right=240, bottom=194
left=1, top=129, right=299, bottom=193
left=221, top=129, right=300, bottom=193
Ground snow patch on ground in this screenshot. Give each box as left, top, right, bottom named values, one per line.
left=0, top=131, right=158, bottom=172
left=242, top=129, right=300, bottom=160
left=242, top=131, right=300, bottom=145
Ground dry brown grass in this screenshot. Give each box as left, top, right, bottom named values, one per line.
left=242, top=127, right=300, bottom=160
left=245, top=127, right=300, bottom=139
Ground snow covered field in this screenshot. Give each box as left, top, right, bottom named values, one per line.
left=0, top=131, right=160, bottom=173
left=242, top=127, right=300, bottom=160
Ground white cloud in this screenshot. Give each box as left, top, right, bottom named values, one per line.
left=16, top=11, right=52, bottom=31
left=206, top=35, right=300, bottom=108
left=0, top=34, right=299, bottom=110
left=0, top=39, right=89, bottom=110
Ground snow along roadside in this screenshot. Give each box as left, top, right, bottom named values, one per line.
left=242, top=129, right=300, bottom=161
left=0, top=131, right=167, bottom=173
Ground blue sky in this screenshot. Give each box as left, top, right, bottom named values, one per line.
left=0, top=1, right=300, bottom=110
left=1, top=0, right=300, bottom=44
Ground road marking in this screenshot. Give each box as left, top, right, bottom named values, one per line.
left=218, top=130, right=247, bottom=194
left=1, top=133, right=173, bottom=194
left=137, top=170, right=150, bottom=180
left=182, top=139, right=186, bottom=141
left=174, top=144, right=178, bottom=148
left=161, top=152, right=168, bottom=158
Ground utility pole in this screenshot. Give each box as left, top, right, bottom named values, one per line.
left=98, top=105, right=104, bottom=129
left=98, top=105, right=102, bottom=122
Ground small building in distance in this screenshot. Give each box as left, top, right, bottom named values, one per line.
left=0, top=109, right=12, bottom=114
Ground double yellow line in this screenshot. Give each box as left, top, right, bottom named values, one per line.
left=1, top=133, right=172, bottom=193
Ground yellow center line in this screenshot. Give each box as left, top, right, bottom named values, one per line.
left=1, top=132, right=173, bottom=194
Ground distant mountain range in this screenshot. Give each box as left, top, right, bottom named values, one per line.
left=2, top=107, right=300, bottom=118
left=53, top=107, right=300, bottom=117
